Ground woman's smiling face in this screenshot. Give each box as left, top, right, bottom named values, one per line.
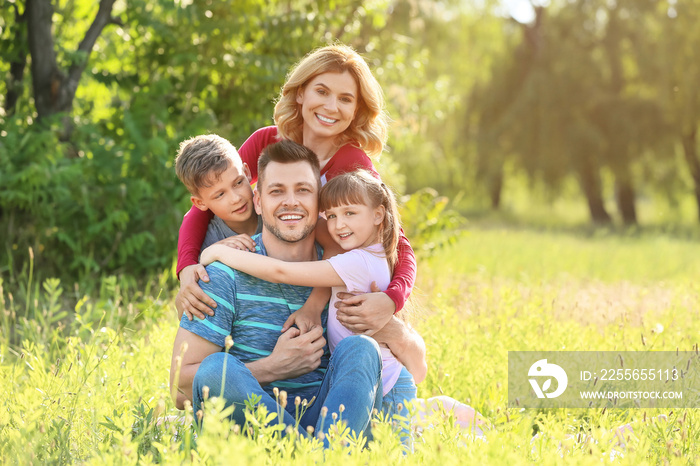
left=296, top=71, right=359, bottom=143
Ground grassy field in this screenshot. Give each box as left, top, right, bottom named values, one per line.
left=1, top=227, right=699, bottom=464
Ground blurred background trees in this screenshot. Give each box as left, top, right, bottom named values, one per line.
left=1, top=0, right=698, bottom=281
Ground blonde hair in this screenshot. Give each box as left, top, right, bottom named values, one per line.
left=319, top=170, right=400, bottom=271
left=175, top=134, right=239, bottom=195
left=274, top=44, right=388, bottom=158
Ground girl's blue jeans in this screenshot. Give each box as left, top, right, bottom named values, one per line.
left=374, top=366, right=417, bottom=450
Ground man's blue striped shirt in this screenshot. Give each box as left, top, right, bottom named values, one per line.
left=180, top=234, right=329, bottom=402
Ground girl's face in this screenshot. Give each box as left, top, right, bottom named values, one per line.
left=296, top=71, right=358, bottom=143
left=325, top=201, right=384, bottom=251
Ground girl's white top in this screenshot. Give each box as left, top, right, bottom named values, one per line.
left=326, top=244, right=403, bottom=395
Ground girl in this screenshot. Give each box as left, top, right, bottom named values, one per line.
left=200, top=170, right=417, bottom=445
left=176, top=45, right=416, bottom=335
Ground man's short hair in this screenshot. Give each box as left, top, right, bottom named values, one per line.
left=257, top=140, right=321, bottom=189
left=175, top=134, right=240, bottom=195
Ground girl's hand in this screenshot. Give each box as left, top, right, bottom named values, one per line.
left=335, top=282, right=395, bottom=335
left=175, top=264, right=216, bottom=321
left=281, top=306, right=323, bottom=334
left=199, top=244, right=225, bottom=266
left=216, top=234, right=256, bottom=252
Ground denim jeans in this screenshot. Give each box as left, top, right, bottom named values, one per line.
left=379, top=366, right=417, bottom=450
left=192, top=334, right=383, bottom=444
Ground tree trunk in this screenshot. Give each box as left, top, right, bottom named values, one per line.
left=681, top=129, right=700, bottom=223
left=489, top=163, right=503, bottom=210
left=26, top=0, right=118, bottom=137
left=6, top=60, right=28, bottom=116
left=615, top=177, right=637, bottom=226
left=610, top=143, right=637, bottom=226
left=26, top=0, right=65, bottom=119
left=577, top=155, right=612, bottom=224
left=602, top=6, right=636, bottom=226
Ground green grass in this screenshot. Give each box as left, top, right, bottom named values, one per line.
left=1, top=227, right=699, bottom=464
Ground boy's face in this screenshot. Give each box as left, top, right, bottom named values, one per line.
left=191, top=161, right=255, bottom=226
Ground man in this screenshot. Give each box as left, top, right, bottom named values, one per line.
left=170, top=140, right=425, bottom=441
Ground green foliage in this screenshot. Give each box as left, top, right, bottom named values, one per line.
left=2, top=1, right=700, bottom=290
left=399, top=188, right=467, bottom=258
left=0, top=114, right=188, bottom=278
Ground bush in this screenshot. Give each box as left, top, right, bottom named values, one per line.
left=0, top=113, right=191, bottom=280
left=399, top=188, right=467, bottom=258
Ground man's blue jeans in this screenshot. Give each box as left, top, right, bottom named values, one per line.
left=193, top=334, right=383, bottom=442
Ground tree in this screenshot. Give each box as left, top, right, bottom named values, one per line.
left=469, top=2, right=615, bottom=223
left=652, top=0, right=700, bottom=223
left=467, top=0, right=675, bottom=225
left=360, top=0, right=508, bottom=199
left=23, top=0, right=122, bottom=137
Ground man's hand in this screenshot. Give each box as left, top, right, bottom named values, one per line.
left=216, top=234, right=256, bottom=252
left=248, top=326, right=326, bottom=384
left=335, top=282, right=395, bottom=335
left=176, top=264, right=216, bottom=321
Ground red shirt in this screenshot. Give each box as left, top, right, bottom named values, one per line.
left=177, top=126, right=416, bottom=312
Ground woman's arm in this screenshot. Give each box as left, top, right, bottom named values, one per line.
left=372, top=317, right=427, bottom=384
left=237, top=126, right=280, bottom=183
left=176, top=206, right=214, bottom=276
left=200, top=244, right=345, bottom=288
left=384, top=232, right=417, bottom=312
left=321, top=145, right=417, bottom=324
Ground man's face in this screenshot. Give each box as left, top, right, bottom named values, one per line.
left=254, top=161, right=319, bottom=243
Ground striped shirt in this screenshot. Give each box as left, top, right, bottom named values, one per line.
left=180, top=234, right=329, bottom=402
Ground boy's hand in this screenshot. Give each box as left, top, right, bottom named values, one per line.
left=282, top=306, right=322, bottom=334
left=216, top=234, right=256, bottom=252
left=175, top=264, right=216, bottom=321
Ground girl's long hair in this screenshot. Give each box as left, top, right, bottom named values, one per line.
left=319, top=170, right=400, bottom=272
left=274, top=44, right=388, bottom=158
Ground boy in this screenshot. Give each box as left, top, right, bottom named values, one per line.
left=175, top=134, right=261, bottom=250
left=175, top=135, right=261, bottom=320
